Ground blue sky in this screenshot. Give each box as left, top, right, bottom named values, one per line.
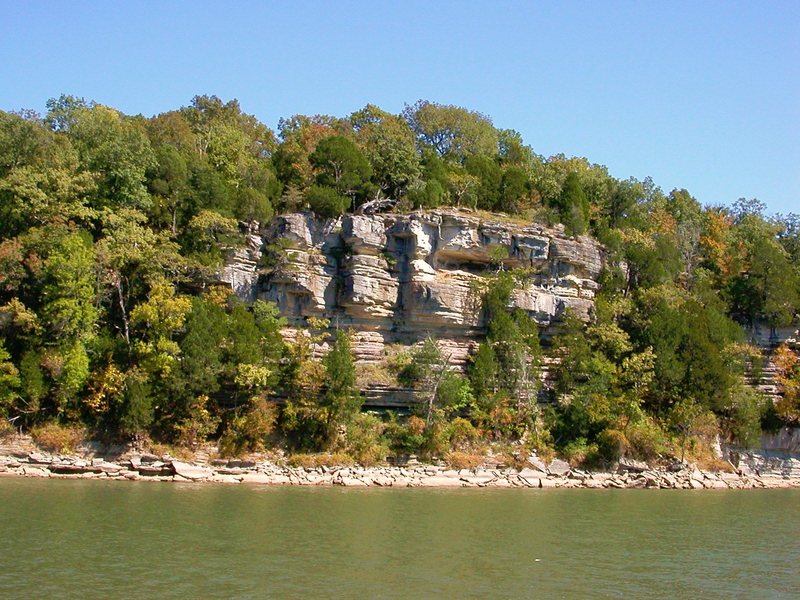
left=2, top=1, right=798, bottom=214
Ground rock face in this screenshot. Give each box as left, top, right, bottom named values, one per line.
left=220, top=209, right=604, bottom=363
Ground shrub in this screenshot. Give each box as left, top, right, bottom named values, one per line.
left=447, top=417, right=478, bottom=450
left=626, top=417, right=669, bottom=461
left=0, top=418, right=14, bottom=439
left=596, top=428, right=628, bottom=463
left=146, top=441, right=195, bottom=462
left=31, top=422, right=86, bottom=453
left=306, top=185, right=350, bottom=218
left=218, top=398, right=279, bottom=457
left=561, top=437, right=597, bottom=467
left=383, top=414, right=425, bottom=455
left=445, top=451, right=484, bottom=470
left=345, top=413, right=387, bottom=466
left=174, top=395, right=221, bottom=450
left=355, top=363, right=397, bottom=388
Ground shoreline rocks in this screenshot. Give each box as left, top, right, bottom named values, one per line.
left=1, top=451, right=798, bottom=490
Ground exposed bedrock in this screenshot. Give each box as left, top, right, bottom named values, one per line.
left=220, top=210, right=605, bottom=363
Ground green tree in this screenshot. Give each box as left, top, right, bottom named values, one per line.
left=309, top=135, right=373, bottom=207
left=350, top=104, right=421, bottom=199
left=320, top=329, right=361, bottom=448
left=0, top=339, right=20, bottom=417
left=60, top=103, right=156, bottom=210
left=306, top=185, right=350, bottom=218
left=553, top=172, right=589, bottom=236
left=403, top=100, right=499, bottom=162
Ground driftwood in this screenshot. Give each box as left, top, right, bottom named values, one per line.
left=356, top=197, right=397, bottom=215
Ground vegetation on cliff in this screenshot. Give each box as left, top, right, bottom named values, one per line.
left=0, top=95, right=798, bottom=466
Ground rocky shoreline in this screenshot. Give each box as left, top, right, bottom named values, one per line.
left=1, top=449, right=799, bottom=490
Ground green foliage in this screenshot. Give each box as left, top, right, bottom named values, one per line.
left=0, top=339, right=20, bottom=416
left=344, top=413, right=387, bottom=466
left=320, top=330, right=361, bottom=448
left=553, top=172, right=589, bottom=236
left=1, top=94, right=796, bottom=457
left=119, top=370, right=154, bottom=438
left=403, top=100, right=499, bottom=161
left=306, top=184, right=350, bottom=218
left=219, top=397, right=278, bottom=457
left=309, top=135, right=373, bottom=204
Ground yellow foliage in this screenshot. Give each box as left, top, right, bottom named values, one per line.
left=204, top=285, right=233, bottom=307
left=84, top=363, right=125, bottom=415
left=130, top=281, right=191, bottom=335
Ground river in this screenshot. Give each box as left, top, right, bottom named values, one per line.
left=0, top=478, right=797, bottom=598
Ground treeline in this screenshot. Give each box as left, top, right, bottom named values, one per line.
left=0, top=95, right=799, bottom=465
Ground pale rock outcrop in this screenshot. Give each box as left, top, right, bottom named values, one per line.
left=219, top=209, right=606, bottom=365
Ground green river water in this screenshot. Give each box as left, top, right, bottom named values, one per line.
left=0, top=478, right=797, bottom=599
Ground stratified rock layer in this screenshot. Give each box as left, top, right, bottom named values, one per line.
left=221, top=209, right=604, bottom=363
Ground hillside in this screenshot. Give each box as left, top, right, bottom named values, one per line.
left=1, top=95, right=799, bottom=467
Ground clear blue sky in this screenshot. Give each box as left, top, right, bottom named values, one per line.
left=2, top=1, right=798, bottom=214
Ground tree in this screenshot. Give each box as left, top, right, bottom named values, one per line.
left=464, top=155, right=501, bottom=210
left=728, top=213, right=799, bottom=329
left=41, top=232, right=98, bottom=343
left=97, top=208, right=184, bottom=347
left=0, top=339, right=20, bottom=417
left=309, top=135, right=373, bottom=206
left=306, top=185, right=350, bottom=218
left=118, top=370, right=154, bottom=440
left=320, top=329, right=361, bottom=448
left=403, top=100, right=499, bottom=162
left=62, top=103, right=156, bottom=210
left=273, top=113, right=340, bottom=191
left=148, top=144, right=189, bottom=234
left=350, top=104, right=421, bottom=199
left=553, top=172, right=589, bottom=235
left=398, top=337, right=453, bottom=425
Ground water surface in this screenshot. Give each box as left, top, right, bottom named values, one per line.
left=1, top=478, right=797, bottom=598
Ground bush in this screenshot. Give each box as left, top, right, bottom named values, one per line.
left=626, top=417, right=669, bottom=461
left=419, top=420, right=450, bottom=460
left=355, top=363, right=397, bottom=387
left=728, top=386, right=766, bottom=448
left=31, top=422, right=86, bottom=453
left=445, top=451, right=484, bottom=470
left=561, top=437, right=597, bottom=467
left=306, top=185, right=350, bottom=218
left=218, top=397, right=278, bottom=457
left=596, top=428, right=628, bottom=463
left=0, top=418, right=14, bottom=439
left=447, top=417, right=478, bottom=450
left=345, top=413, right=387, bottom=466
left=383, top=414, right=425, bottom=455
left=174, top=395, right=221, bottom=450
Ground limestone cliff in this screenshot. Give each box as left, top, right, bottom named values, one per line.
left=221, top=209, right=605, bottom=363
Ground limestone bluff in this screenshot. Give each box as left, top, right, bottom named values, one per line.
left=219, top=209, right=605, bottom=366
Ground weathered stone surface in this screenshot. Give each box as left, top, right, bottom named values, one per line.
left=418, top=476, right=465, bottom=487
left=219, top=210, right=606, bottom=378
left=618, top=458, right=649, bottom=473
left=547, top=459, right=571, bottom=476
left=171, top=461, right=212, bottom=481
left=519, top=468, right=546, bottom=479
